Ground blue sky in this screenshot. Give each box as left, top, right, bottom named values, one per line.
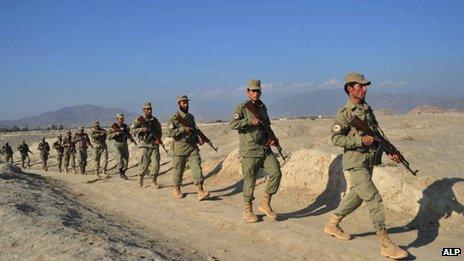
left=1, top=0, right=463, bottom=120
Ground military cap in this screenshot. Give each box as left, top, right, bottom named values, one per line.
left=177, top=95, right=190, bottom=102
left=66, top=130, right=72, bottom=133
left=92, top=121, right=100, bottom=126
left=143, top=102, right=152, bottom=109
left=77, top=126, right=84, bottom=132
left=57, top=134, right=62, bottom=138
left=116, top=113, right=124, bottom=119
left=344, top=72, right=371, bottom=86
left=247, top=79, right=261, bottom=90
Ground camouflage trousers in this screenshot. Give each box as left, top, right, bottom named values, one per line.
left=139, top=147, right=160, bottom=180
left=94, top=146, right=108, bottom=172
left=4, top=154, right=13, bottom=164
left=64, top=151, right=76, bottom=170
left=40, top=152, right=49, bottom=169
left=77, top=149, right=88, bottom=174
left=115, top=143, right=129, bottom=172
left=172, top=150, right=203, bottom=186
left=335, top=166, right=386, bottom=231
left=241, top=150, right=282, bottom=203
left=56, top=153, right=63, bottom=171
left=20, top=154, right=30, bottom=168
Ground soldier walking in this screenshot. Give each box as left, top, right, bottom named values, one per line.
left=1, top=142, right=14, bottom=163
left=75, top=126, right=93, bottom=175
left=131, top=102, right=163, bottom=188
left=323, top=73, right=408, bottom=259
left=107, top=113, right=135, bottom=180
left=37, top=137, right=50, bottom=171
left=166, top=95, right=210, bottom=201
left=52, top=134, right=64, bottom=172
left=63, top=130, right=77, bottom=174
left=230, top=79, right=283, bottom=222
left=91, top=121, right=109, bottom=178
left=18, top=140, right=32, bottom=168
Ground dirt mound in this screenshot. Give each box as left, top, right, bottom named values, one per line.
left=0, top=163, right=197, bottom=260
left=408, top=105, right=447, bottom=114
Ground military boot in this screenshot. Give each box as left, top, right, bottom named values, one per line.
left=95, top=168, right=100, bottom=177
left=258, top=194, right=277, bottom=220
left=172, top=186, right=184, bottom=199
left=151, top=176, right=161, bottom=189
left=377, top=229, right=409, bottom=259
left=323, top=214, right=352, bottom=240
left=196, top=184, right=210, bottom=201
left=119, top=170, right=128, bottom=180
left=59, top=167, right=62, bottom=173
left=65, top=167, right=68, bottom=174
left=138, top=175, right=144, bottom=187
left=102, top=169, right=109, bottom=178
left=243, top=202, right=258, bottom=223
left=73, top=167, right=77, bottom=174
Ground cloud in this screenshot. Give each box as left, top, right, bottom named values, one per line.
left=319, top=78, right=341, bottom=89
left=290, top=81, right=316, bottom=90
left=377, top=80, right=408, bottom=88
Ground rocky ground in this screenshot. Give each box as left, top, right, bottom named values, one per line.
left=0, top=112, right=463, bottom=260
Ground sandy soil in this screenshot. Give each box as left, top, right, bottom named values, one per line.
left=1, top=112, right=463, bottom=260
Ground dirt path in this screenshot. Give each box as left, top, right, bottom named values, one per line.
left=29, top=163, right=462, bottom=261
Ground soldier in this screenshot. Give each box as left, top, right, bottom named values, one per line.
left=131, top=102, right=164, bottom=188
left=52, top=134, right=65, bottom=172
left=17, top=140, right=32, bottom=168
left=90, top=121, right=109, bottom=178
left=166, top=95, right=210, bottom=201
left=63, top=130, right=77, bottom=174
left=1, top=142, right=14, bottom=163
left=107, top=113, right=135, bottom=180
left=323, top=73, right=408, bottom=259
left=230, top=79, right=283, bottom=223
left=37, top=137, right=50, bottom=171
left=75, top=126, right=93, bottom=175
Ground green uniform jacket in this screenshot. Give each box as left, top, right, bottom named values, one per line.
left=90, top=128, right=108, bottom=149
left=107, top=123, right=131, bottom=148
left=331, top=99, right=378, bottom=170
left=1, top=145, right=13, bottom=156
left=131, top=115, right=162, bottom=149
left=230, top=100, right=276, bottom=158
left=74, top=133, right=91, bottom=151
left=63, top=136, right=76, bottom=153
left=166, top=111, right=200, bottom=156
left=37, top=141, right=50, bottom=155
left=18, top=143, right=30, bottom=155
left=53, top=140, right=64, bottom=155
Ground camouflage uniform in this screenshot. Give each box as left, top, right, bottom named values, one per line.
left=90, top=122, right=108, bottom=176
left=131, top=103, right=163, bottom=187
left=37, top=138, right=50, bottom=171
left=230, top=79, right=282, bottom=222
left=74, top=127, right=92, bottom=175
left=166, top=96, right=210, bottom=200
left=1, top=143, right=14, bottom=163
left=52, top=136, right=64, bottom=172
left=17, top=141, right=31, bottom=168
left=324, top=72, right=408, bottom=260
left=107, top=113, right=133, bottom=179
left=63, top=132, right=77, bottom=173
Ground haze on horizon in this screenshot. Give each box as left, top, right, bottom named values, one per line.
left=1, top=0, right=463, bottom=120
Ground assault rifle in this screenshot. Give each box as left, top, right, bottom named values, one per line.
left=174, top=115, right=218, bottom=152
left=111, top=123, right=137, bottom=146
left=348, top=115, right=418, bottom=176
left=136, top=117, right=168, bottom=153
left=244, top=101, right=287, bottom=161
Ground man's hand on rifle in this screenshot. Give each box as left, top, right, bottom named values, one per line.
left=362, top=135, right=375, bottom=146
left=387, top=153, right=403, bottom=163
left=197, top=136, right=205, bottom=146
left=250, top=118, right=262, bottom=126
left=183, top=126, right=192, bottom=133
left=140, top=127, right=149, bottom=133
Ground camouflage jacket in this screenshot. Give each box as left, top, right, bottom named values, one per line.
left=90, top=127, right=108, bottom=149
left=37, top=141, right=50, bottom=154
left=53, top=140, right=64, bottom=155
left=18, top=144, right=30, bottom=155
left=331, top=99, right=378, bottom=170
left=166, top=111, right=199, bottom=156
left=74, top=133, right=91, bottom=151
left=107, top=123, right=132, bottom=147
left=230, top=100, right=276, bottom=158
left=63, top=136, right=76, bottom=154
left=1, top=145, right=13, bottom=156
left=131, top=115, right=162, bottom=149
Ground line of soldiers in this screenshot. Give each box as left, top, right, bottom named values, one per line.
left=0, top=73, right=409, bottom=259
